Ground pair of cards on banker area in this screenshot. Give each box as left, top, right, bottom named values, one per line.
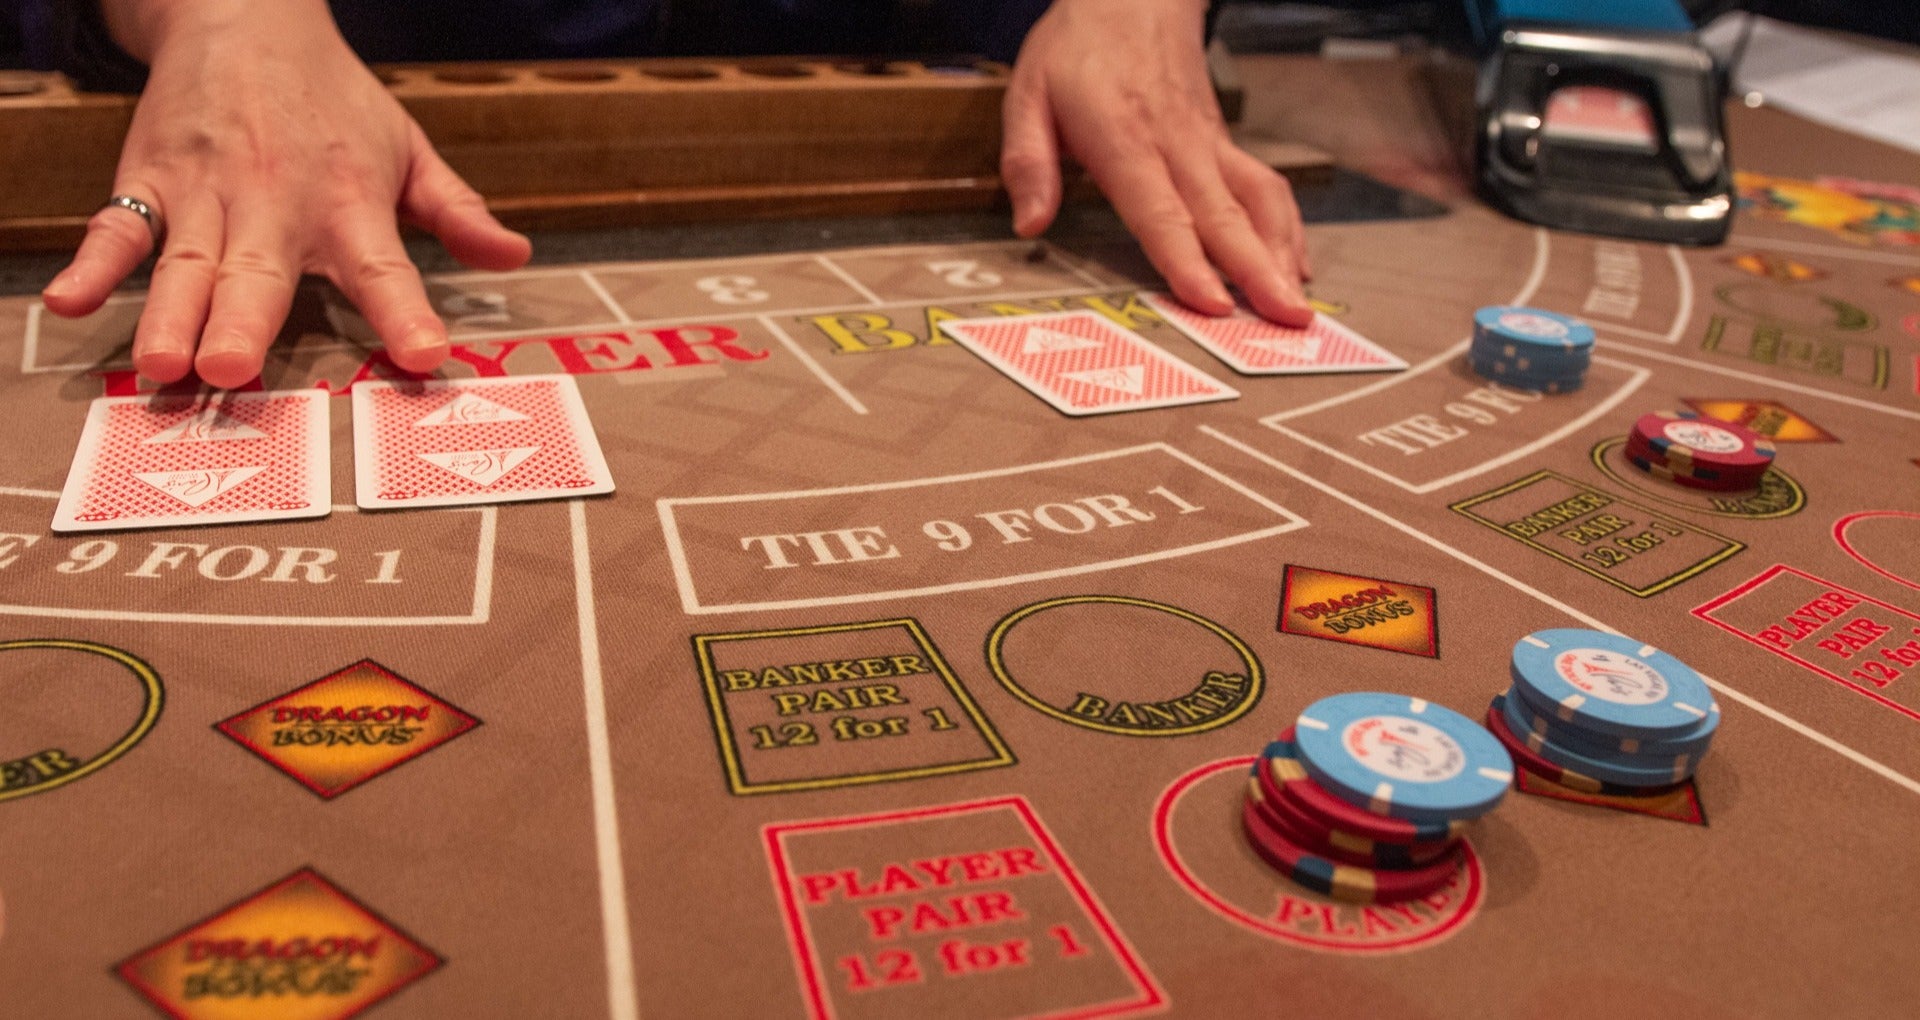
left=51, top=375, right=614, bottom=533
left=938, top=295, right=1406, bottom=417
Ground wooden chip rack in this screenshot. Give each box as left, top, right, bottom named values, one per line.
left=0, top=57, right=1015, bottom=251
left=0, top=55, right=1323, bottom=251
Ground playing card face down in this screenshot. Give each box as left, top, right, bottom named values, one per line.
left=1144, top=293, right=1409, bottom=376
left=939, top=310, right=1237, bottom=416
left=52, top=389, right=331, bottom=533
left=352, top=374, right=614, bottom=509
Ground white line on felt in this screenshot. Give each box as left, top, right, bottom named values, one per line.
left=1263, top=226, right=1552, bottom=425
left=654, top=442, right=1307, bottom=614
left=1196, top=425, right=1920, bottom=799
left=1664, top=244, right=1694, bottom=345
left=21, top=302, right=42, bottom=376
left=670, top=526, right=1308, bottom=615
left=813, top=253, right=886, bottom=305
left=1044, top=240, right=1115, bottom=289
left=1266, top=356, right=1650, bottom=495
left=759, top=315, right=868, bottom=415
left=579, top=269, right=636, bottom=324
left=0, top=497, right=495, bottom=627
left=1597, top=337, right=1920, bottom=422
left=571, top=500, right=641, bottom=1020
left=654, top=500, right=701, bottom=616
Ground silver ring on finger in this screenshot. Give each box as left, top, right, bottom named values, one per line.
left=104, top=194, right=164, bottom=246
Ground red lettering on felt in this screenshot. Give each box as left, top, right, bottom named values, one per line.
left=444, top=338, right=538, bottom=378
left=541, top=333, right=651, bottom=375
left=649, top=325, right=769, bottom=366
left=1761, top=591, right=1872, bottom=649
left=795, top=847, right=1053, bottom=906
left=912, top=858, right=958, bottom=887
left=999, top=847, right=1048, bottom=877
left=1272, top=897, right=1316, bottom=929
left=862, top=892, right=1027, bottom=940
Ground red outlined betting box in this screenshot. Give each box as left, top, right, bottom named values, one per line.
left=1693, top=564, right=1920, bottom=722
left=763, top=796, right=1164, bottom=1020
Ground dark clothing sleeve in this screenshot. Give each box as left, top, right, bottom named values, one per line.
left=37, top=0, right=1055, bottom=91
left=41, top=0, right=149, bottom=91
left=332, top=0, right=1052, bottom=64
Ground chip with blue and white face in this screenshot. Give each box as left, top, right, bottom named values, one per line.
left=1292, top=692, right=1514, bottom=824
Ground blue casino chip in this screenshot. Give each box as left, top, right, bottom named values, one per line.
left=1472, top=306, right=1596, bottom=353
left=1468, top=349, right=1591, bottom=378
left=1499, top=687, right=1703, bottom=785
left=1472, top=370, right=1585, bottom=395
left=1510, top=629, right=1715, bottom=740
left=1468, top=354, right=1586, bottom=385
left=1503, top=683, right=1718, bottom=758
left=1292, top=692, right=1514, bottom=824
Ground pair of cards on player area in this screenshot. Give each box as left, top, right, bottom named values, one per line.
left=940, top=295, right=1406, bottom=417
left=51, top=376, right=613, bottom=533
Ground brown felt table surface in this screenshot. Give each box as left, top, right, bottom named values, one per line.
left=2, top=53, right=1919, bottom=1020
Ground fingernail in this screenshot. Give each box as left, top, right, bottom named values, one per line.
left=400, top=328, right=444, bottom=353
left=42, top=273, right=74, bottom=299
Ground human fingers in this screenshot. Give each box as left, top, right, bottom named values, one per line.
left=130, top=199, right=223, bottom=384
left=1163, top=138, right=1311, bottom=326
left=1086, top=148, right=1233, bottom=314
left=326, top=208, right=449, bottom=374
left=399, top=123, right=531, bottom=272
left=1223, top=146, right=1312, bottom=283
left=193, top=201, right=300, bottom=389
left=1000, top=71, right=1064, bottom=238
left=42, top=187, right=162, bottom=318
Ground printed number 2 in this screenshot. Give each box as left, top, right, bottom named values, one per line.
left=926, top=260, right=1002, bottom=289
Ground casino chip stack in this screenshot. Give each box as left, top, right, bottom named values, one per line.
left=1625, top=410, right=1775, bottom=492
left=1242, top=693, right=1513, bottom=905
left=1488, top=629, right=1720, bottom=797
left=1468, top=306, right=1595, bottom=393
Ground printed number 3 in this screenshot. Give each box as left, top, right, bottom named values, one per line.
left=696, top=275, right=770, bottom=305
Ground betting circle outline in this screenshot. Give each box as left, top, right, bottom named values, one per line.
left=0, top=638, right=164, bottom=803
left=985, top=594, right=1263, bottom=737
left=1588, top=437, right=1804, bottom=519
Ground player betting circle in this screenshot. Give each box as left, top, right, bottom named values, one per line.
left=1153, top=757, right=1483, bottom=953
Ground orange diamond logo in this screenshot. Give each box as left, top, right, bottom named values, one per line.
left=1722, top=251, right=1826, bottom=282
left=215, top=660, right=479, bottom=799
left=116, top=868, right=441, bottom=1020
left=1515, top=771, right=1706, bottom=826
left=1276, top=564, right=1438, bottom=657
left=1681, top=397, right=1837, bottom=443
